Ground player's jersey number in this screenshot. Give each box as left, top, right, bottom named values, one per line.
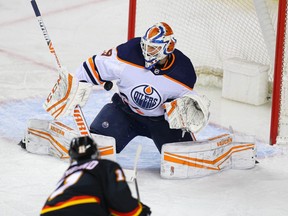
left=115, top=169, right=125, bottom=182
left=48, top=171, right=83, bottom=200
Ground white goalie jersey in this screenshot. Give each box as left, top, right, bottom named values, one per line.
left=75, top=37, right=209, bottom=132
left=75, top=37, right=198, bottom=117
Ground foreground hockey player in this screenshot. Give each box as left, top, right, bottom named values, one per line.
left=40, top=136, right=151, bottom=216
left=74, top=22, right=210, bottom=153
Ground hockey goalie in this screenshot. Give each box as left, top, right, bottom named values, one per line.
left=21, top=19, right=256, bottom=178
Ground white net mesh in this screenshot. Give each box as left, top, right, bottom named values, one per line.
left=134, top=0, right=278, bottom=91
left=134, top=0, right=288, bottom=144
left=277, top=76, right=288, bottom=144
left=277, top=3, right=288, bottom=144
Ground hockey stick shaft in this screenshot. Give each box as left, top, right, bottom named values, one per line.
left=134, top=145, right=142, bottom=201
left=134, top=178, right=140, bottom=202
left=122, top=145, right=142, bottom=200
left=31, top=0, right=61, bottom=69
left=30, top=0, right=91, bottom=137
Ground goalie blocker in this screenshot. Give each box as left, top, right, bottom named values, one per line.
left=22, top=119, right=116, bottom=161
left=161, top=133, right=256, bottom=179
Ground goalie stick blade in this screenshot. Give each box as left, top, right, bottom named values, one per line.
left=123, top=169, right=136, bottom=182
left=123, top=144, right=142, bottom=183
left=18, top=140, right=26, bottom=149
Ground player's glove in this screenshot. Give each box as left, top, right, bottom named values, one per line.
left=164, top=93, right=210, bottom=133
left=140, top=202, right=151, bottom=216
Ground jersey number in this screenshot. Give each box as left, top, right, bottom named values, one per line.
left=101, top=49, right=112, bottom=56
left=115, top=169, right=125, bottom=182
left=49, top=171, right=83, bottom=200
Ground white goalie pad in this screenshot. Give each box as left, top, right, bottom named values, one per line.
left=161, top=134, right=256, bottom=179
left=91, top=133, right=116, bottom=161
left=164, top=93, right=210, bottom=133
left=23, top=119, right=116, bottom=161
left=43, top=68, right=93, bottom=119
left=24, top=119, right=76, bottom=159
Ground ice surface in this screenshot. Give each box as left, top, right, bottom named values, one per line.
left=1, top=0, right=288, bottom=215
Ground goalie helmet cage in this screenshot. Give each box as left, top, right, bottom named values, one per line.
left=127, top=0, right=288, bottom=145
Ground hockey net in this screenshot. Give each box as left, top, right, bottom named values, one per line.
left=128, top=0, right=288, bottom=145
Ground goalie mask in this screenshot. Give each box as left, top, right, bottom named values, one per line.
left=69, top=136, right=99, bottom=161
left=141, top=22, right=177, bottom=69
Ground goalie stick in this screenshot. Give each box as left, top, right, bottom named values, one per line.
left=123, top=144, right=142, bottom=201
left=30, top=0, right=91, bottom=136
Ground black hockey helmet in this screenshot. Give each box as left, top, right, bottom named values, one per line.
left=69, top=136, right=99, bottom=161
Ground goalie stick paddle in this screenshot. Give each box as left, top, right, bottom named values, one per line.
left=133, top=144, right=142, bottom=201
left=30, top=0, right=91, bottom=137
left=134, top=145, right=142, bottom=201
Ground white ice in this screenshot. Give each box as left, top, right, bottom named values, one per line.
left=1, top=0, right=288, bottom=215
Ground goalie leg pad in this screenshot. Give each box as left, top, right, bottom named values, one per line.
left=231, top=135, right=256, bottom=169
left=23, top=119, right=116, bottom=161
left=160, top=134, right=256, bottom=179
left=24, top=119, right=51, bottom=155
left=91, top=133, right=116, bottom=161
left=24, top=119, right=78, bottom=159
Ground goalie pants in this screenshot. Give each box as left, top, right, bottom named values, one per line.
left=90, top=93, right=194, bottom=153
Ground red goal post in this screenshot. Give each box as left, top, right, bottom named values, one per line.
left=127, top=0, right=288, bottom=145
left=270, top=0, right=287, bottom=145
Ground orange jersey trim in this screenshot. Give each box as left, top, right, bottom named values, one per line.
left=163, top=74, right=193, bottom=90
left=116, top=48, right=145, bottom=69
left=161, top=53, right=175, bottom=70
left=88, top=57, right=104, bottom=84
left=41, top=195, right=100, bottom=214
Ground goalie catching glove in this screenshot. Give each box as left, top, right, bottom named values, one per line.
left=164, top=93, right=210, bottom=133
left=43, top=67, right=93, bottom=119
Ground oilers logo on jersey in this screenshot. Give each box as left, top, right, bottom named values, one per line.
left=131, top=84, right=161, bottom=110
